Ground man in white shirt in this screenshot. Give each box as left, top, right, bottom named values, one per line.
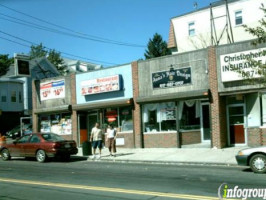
left=90, top=122, right=103, bottom=158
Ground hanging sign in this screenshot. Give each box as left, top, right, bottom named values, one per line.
left=152, top=67, right=191, bottom=89
left=81, top=75, right=121, bottom=95
left=40, top=79, right=65, bottom=101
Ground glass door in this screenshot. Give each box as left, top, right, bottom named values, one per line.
left=227, top=104, right=246, bottom=145
left=200, top=103, right=211, bottom=142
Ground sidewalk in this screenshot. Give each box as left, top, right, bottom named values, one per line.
left=76, top=146, right=245, bottom=166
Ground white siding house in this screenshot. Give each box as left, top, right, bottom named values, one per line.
left=168, top=0, right=265, bottom=53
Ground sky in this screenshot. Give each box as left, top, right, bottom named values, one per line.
left=0, top=0, right=216, bottom=67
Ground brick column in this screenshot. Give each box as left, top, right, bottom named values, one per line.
left=131, top=61, right=143, bottom=148
left=32, top=80, right=38, bottom=133
left=208, top=46, right=227, bottom=148
left=70, top=73, right=78, bottom=142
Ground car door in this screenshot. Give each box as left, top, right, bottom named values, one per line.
left=9, top=135, right=31, bottom=157
left=24, top=134, right=41, bottom=157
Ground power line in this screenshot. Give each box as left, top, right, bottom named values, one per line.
left=0, top=3, right=145, bottom=48
left=0, top=31, right=117, bottom=65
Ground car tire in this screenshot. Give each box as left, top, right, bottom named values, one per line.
left=249, top=154, right=266, bottom=174
left=1, top=149, right=11, bottom=161
left=36, top=150, right=47, bottom=163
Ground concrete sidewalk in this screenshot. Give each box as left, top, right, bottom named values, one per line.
left=77, top=146, right=245, bottom=166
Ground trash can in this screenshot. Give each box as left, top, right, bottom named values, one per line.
left=82, top=141, right=92, bottom=156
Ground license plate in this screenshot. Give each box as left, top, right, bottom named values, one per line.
left=65, top=144, right=71, bottom=148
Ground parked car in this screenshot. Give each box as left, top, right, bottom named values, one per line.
left=0, top=133, right=78, bottom=162
left=235, top=146, right=266, bottom=173
left=6, top=124, right=32, bottom=139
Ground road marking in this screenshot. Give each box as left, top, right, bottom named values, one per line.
left=0, top=177, right=234, bottom=200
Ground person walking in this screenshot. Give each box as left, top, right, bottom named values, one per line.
left=90, top=122, right=103, bottom=159
left=106, top=125, right=117, bottom=156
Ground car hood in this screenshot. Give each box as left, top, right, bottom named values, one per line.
left=240, top=146, right=266, bottom=155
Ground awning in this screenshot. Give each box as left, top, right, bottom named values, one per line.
left=136, top=89, right=210, bottom=104
left=72, top=98, right=133, bottom=111
left=34, top=105, right=71, bottom=114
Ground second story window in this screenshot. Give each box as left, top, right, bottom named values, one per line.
left=188, top=22, right=195, bottom=36
left=1, top=90, right=7, bottom=102
left=235, top=10, right=243, bottom=25
left=11, top=91, right=16, bottom=103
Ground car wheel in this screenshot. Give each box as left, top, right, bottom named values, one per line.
left=1, top=149, right=11, bottom=161
left=36, top=150, right=47, bottom=163
left=249, top=154, right=266, bottom=174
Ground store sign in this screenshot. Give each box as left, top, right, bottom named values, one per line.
left=40, top=79, right=65, bottom=101
left=81, top=75, right=121, bottom=95
left=220, top=48, right=266, bottom=82
left=152, top=67, right=191, bottom=89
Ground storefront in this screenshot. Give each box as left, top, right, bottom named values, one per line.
left=32, top=75, right=75, bottom=141
left=216, top=42, right=266, bottom=147
left=136, top=49, right=211, bottom=148
left=73, top=64, right=134, bottom=147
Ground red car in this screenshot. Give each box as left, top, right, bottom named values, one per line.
left=0, top=133, right=78, bottom=162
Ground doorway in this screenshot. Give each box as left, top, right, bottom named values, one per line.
left=227, top=104, right=246, bottom=146
left=78, top=112, right=98, bottom=146
left=200, top=103, right=211, bottom=143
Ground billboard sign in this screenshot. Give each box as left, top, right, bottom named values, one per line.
left=40, top=79, right=65, bottom=101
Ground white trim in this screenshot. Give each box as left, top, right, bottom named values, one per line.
left=144, top=131, right=177, bottom=135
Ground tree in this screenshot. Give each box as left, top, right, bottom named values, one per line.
left=144, top=33, right=171, bottom=59
left=0, top=54, right=13, bottom=76
left=240, top=5, right=266, bottom=81
left=29, top=43, right=68, bottom=75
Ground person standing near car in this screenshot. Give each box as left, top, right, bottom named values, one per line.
left=90, top=122, right=103, bottom=159
left=106, top=125, right=117, bottom=156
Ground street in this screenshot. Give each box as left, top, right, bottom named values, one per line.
left=0, top=157, right=265, bottom=200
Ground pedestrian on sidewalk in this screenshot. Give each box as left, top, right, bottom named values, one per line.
left=90, top=122, right=103, bottom=159
left=106, top=125, right=117, bottom=156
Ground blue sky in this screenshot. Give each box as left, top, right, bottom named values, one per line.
left=0, top=0, right=215, bottom=67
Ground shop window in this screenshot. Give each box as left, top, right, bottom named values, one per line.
left=40, top=113, right=72, bottom=135
left=104, top=106, right=133, bottom=132
left=143, top=102, right=176, bottom=133
left=119, top=107, right=133, bottom=132
left=11, top=91, right=16, bottom=102
left=179, top=101, right=200, bottom=130
left=235, top=10, right=243, bottom=25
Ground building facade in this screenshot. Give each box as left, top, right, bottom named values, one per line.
left=168, top=0, right=265, bottom=54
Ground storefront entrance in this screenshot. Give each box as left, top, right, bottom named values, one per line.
left=78, top=112, right=98, bottom=146
left=200, top=103, right=211, bottom=142
left=227, top=104, right=246, bottom=146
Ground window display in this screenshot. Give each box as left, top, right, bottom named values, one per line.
left=40, top=113, right=72, bottom=135
left=103, top=106, right=133, bottom=132
left=179, top=100, right=200, bottom=130
left=143, top=102, right=176, bottom=132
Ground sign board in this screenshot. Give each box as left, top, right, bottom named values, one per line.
left=40, top=79, right=65, bottom=101
left=152, top=67, right=191, bottom=89
left=81, top=74, right=121, bottom=95
left=220, top=48, right=266, bottom=82
left=14, top=53, right=30, bottom=77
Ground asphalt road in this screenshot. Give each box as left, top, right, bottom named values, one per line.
left=0, top=157, right=265, bottom=200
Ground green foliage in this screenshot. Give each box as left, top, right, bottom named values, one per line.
left=29, top=43, right=68, bottom=75
left=144, top=33, right=171, bottom=59
left=0, top=54, right=13, bottom=76
left=240, top=5, right=266, bottom=83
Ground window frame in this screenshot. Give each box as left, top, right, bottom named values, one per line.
left=235, top=10, right=243, bottom=26
left=188, top=21, right=195, bottom=36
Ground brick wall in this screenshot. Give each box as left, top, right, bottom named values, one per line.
left=261, top=128, right=266, bottom=146
left=247, top=128, right=262, bottom=147
left=143, top=133, right=178, bottom=148
left=208, top=47, right=227, bottom=148
left=181, top=131, right=201, bottom=145
left=32, top=80, right=38, bottom=133
left=131, top=61, right=142, bottom=148
left=116, top=132, right=134, bottom=148
left=70, top=73, right=78, bottom=143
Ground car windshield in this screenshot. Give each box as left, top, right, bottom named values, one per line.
left=41, top=133, right=65, bottom=142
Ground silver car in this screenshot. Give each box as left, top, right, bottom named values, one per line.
left=236, top=146, right=266, bottom=173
